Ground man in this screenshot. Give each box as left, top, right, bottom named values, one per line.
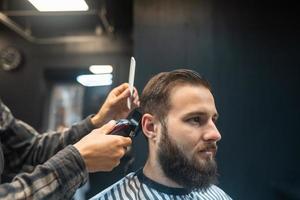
left=91, top=69, right=232, bottom=199
left=0, top=83, right=139, bottom=199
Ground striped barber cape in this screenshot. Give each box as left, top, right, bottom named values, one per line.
left=90, top=169, right=232, bottom=200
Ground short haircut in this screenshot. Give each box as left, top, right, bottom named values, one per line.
left=140, top=69, right=211, bottom=121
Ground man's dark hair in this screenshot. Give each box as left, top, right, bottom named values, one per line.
left=140, top=69, right=211, bottom=121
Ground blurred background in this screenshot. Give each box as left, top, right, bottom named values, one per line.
left=0, top=0, right=299, bottom=199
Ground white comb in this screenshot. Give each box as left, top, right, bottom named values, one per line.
left=127, top=57, right=136, bottom=109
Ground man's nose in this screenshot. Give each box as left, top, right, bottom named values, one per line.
left=203, top=121, right=221, bottom=142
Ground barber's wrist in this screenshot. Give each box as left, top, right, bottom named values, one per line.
left=91, top=113, right=106, bottom=128
left=91, top=106, right=113, bottom=128
left=91, top=115, right=101, bottom=128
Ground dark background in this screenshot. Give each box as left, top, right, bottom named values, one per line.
left=1, top=0, right=299, bottom=199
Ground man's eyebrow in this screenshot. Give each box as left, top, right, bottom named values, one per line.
left=183, top=111, right=219, bottom=118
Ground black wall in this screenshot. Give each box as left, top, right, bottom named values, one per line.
left=132, top=0, right=300, bottom=199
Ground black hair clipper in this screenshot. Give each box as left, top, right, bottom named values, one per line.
left=108, top=108, right=142, bottom=138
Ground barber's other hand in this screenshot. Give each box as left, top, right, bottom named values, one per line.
left=91, top=83, right=140, bottom=127
left=74, top=120, right=132, bottom=172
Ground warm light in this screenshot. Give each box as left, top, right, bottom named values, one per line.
left=27, top=0, right=89, bottom=12
left=76, top=74, right=112, bottom=87
left=89, top=65, right=113, bottom=74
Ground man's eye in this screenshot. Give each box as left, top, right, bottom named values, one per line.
left=188, top=117, right=202, bottom=125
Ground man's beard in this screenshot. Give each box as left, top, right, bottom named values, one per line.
left=157, top=123, right=218, bottom=190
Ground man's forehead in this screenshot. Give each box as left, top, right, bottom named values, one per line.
left=168, top=84, right=213, bottom=101
left=168, top=84, right=217, bottom=114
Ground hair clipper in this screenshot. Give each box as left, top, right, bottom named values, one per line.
left=108, top=108, right=142, bottom=138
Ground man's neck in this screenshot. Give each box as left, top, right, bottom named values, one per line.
left=143, top=159, right=182, bottom=188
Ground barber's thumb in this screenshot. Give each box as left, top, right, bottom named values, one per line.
left=121, top=137, right=132, bottom=147
left=99, top=120, right=116, bottom=134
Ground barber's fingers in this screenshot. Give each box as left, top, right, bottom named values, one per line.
left=114, top=85, right=139, bottom=102
left=132, top=87, right=139, bottom=100
left=116, top=88, right=131, bottom=102
left=125, top=87, right=139, bottom=107
left=112, top=83, right=130, bottom=97
left=96, top=120, right=116, bottom=135
left=132, top=87, right=140, bottom=107
left=118, top=136, right=132, bottom=147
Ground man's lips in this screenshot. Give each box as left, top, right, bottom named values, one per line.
left=199, top=145, right=217, bottom=157
left=199, top=148, right=216, bottom=156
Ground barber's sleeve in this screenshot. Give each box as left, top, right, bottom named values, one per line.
left=2, top=116, right=95, bottom=169
left=0, top=145, right=88, bottom=200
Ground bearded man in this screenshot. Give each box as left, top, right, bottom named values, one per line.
left=91, top=69, right=232, bottom=200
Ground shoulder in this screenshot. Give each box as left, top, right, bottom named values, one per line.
left=193, top=185, right=232, bottom=200
left=0, top=99, right=14, bottom=131
left=90, top=172, right=139, bottom=200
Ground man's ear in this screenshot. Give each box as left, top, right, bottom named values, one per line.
left=141, top=113, right=159, bottom=141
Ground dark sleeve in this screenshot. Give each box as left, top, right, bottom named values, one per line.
left=1, top=116, right=95, bottom=172
left=0, top=99, right=95, bottom=176
left=0, top=145, right=88, bottom=200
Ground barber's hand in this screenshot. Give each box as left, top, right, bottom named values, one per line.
left=91, top=83, right=140, bottom=127
left=74, top=120, right=132, bottom=172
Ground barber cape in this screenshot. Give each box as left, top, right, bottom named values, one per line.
left=91, top=169, right=232, bottom=200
